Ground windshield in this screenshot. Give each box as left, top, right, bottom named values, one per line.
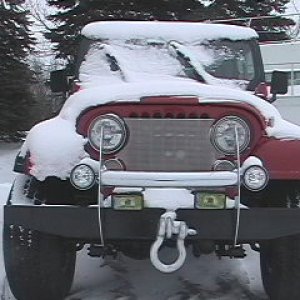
left=199, top=40, right=255, bottom=81
left=79, top=39, right=257, bottom=89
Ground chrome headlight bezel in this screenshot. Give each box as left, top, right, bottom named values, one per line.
left=213, top=159, right=236, bottom=171
left=210, top=116, right=251, bottom=155
left=243, top=165, right=269, bottom=191
left=88, top=114, right=127, bottom=154
left=70, top=164, right=96, bottom=190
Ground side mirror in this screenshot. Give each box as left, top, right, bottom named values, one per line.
left=50, top=69, right=69, bottom=93
left=270, top=70, right=288, bottom=95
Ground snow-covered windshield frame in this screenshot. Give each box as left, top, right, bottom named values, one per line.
left=75, top=36, right=264, bottom=91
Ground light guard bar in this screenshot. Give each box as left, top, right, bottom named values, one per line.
left=101, top=170, right=238, bottom=188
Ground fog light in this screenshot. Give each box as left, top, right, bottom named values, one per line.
left=195, top=192, right=226, bottom=209
left=70, top=164, right=96, bottom=190
left=243, top=165, right=268, bottom=191
left=112, top=193, right=143, bottom=210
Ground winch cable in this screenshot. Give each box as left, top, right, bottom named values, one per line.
left=97, top=126, right=105, bottom=247
left=234, top=125, right=241, bottom=247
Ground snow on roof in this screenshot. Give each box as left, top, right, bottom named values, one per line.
left=82, top=21, right=258, bottom=43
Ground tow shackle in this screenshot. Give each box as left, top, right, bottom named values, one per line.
left=150, top=212, right=197, bottom=273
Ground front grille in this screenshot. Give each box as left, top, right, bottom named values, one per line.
left=117, top=118, right=219, bottom=172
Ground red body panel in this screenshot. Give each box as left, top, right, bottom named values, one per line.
left=253, top=138, right=300, bottom=180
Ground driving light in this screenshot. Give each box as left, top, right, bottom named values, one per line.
left=211, top=116, right=250, bottom=155
left=112, top=194, right=143, bottom=210
left=195, top=192, right=226, bottom=209
left=70, top=164, right=96, bottom=190
left=243, top=165, right=268, bottom=191
left=88, top=114, right=127, bottom=154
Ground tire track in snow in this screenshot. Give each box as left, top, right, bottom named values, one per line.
left=66, top=248, right=267, bottom=300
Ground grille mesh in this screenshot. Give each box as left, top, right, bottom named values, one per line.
left=117, top=118, right=218, bottom=172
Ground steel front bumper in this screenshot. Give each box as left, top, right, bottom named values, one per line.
left=4, top=205, right=300, bottom=242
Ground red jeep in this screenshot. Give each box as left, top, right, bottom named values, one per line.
left=4, top=21, right=299, bottom=300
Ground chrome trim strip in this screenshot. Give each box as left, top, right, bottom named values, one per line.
left=101, top=170, right=238, bottom=187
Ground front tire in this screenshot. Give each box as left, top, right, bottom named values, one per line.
left=260, top=184, right=300, bottom=300
left=260, top=236, right=300, bottom=300
left=3, top=225, right=76, bottom=300
left=3, top=175, right=77, bottom=300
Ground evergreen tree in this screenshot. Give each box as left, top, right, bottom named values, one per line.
left=0, top=0, right=35, bottom=136
left=47, top=0, right=295, bottom=61
left=203, top=0, right=294, bottom=41
left=46, top=0, right=206, bottom=59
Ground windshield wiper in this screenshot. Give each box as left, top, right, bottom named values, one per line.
left=105, top=53, right=120, bottom=72
left=168, top=41, right=219, bottom=85
left=168, top=41, right=205, bottom=82
left=100, top=44, right=131, bottom=82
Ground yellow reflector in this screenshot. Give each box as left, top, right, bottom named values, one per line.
left=112, top=194, right=143, bottom=210
left=195, top=192, right=226, bottom=209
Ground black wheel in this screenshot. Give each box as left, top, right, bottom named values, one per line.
left=260, top=236, right=300, bottom=300
left=3, top=175, right=77, bottom=300
left=259, top=242, right=272, bottom=297
left=259, top=184, right=300, bottom=300
left=3, top=225, right=76, bottom=300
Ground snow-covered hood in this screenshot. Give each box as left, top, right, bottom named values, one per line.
left=22, top=78, right=300, bottom=181
left=60, top=78, right=300, bottom=140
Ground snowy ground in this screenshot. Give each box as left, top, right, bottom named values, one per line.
left=0, top=142, right=268, bottom=299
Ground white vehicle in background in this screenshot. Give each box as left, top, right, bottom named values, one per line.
left=260, top=40, right=300, bottom=124
left=260, top=40, right=300, bottom=96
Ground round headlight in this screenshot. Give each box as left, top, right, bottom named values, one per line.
left=70, top=164, right=96, bottom=190
left=88, top=114, right=127, bottom=154
left=211, top=116, right=250, bottom=155
left=243, top=165, right=268, bottom=191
